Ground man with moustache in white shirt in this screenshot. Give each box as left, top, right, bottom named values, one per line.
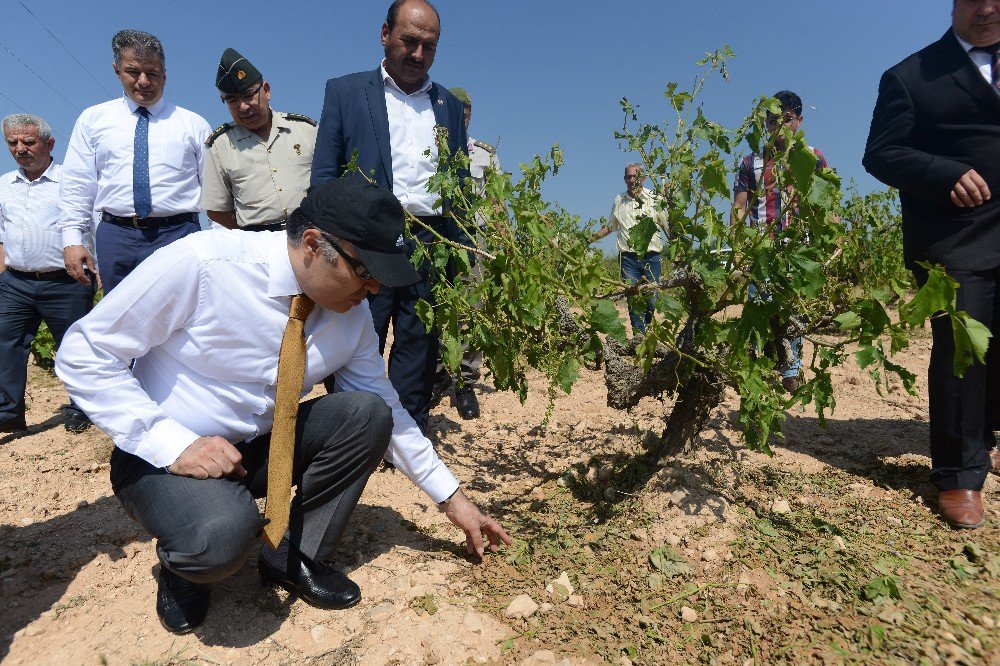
left=59, top=29, right=211, bottom=293
left=0, top=114, right=96, bottom=434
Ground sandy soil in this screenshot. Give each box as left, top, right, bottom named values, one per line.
left=0, top=329, right=996, bottom=665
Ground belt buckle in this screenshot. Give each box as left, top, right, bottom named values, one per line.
left=130, top=215, right=150, bottom=229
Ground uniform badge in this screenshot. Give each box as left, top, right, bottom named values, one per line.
left=237, top=70, right=246, bottom=80
left=294, top=143, right=301, bottom=155
left=437, top=99, right=444, bottom=106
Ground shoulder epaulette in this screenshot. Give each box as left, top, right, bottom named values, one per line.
left=205, top=122, right=234, bottom=147
left=284, top=113, right=317, bottom=126
left=473, top=139, right=496, bottom=153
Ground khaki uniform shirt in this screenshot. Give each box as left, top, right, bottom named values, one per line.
left=608, top=187, right=668, bottom=254
left=202, top=111, right=317, bottom=228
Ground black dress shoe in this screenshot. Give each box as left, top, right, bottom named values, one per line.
left=455, top=385, right=480, bottom=420
left=0, top=418, right=27, bottom=434
left=430, top=371, right=452, bottom=409
left=258, top=551, right=360, bottom=610
left=156, top=567, right=211, bottom=634
left=63, top=410, right=91, bottom=433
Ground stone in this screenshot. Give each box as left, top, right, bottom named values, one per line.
left=368, top=602, right=396, bottom=622
left=505, top=594, right=539, bottom=619
left=18, top=517, right=32, bottom=526
left=462, top=610, right=483, bottom=633
left=666, top=533, right=682, bottom=547
left=520, top=650, right=557, bottom=665
left=603, top=487, right=618, bottom=501
left=680, top=606, right=698, bottom=622
left=566, top=595, right=583, bottom=607
left=771, top=498, right=791, bottom=514
left=597, top=464, right=614, bottom=481
left=539, top=602, right=554, bottom=614
left=630, top=528, right=648, bottom=542
left=76, top=498, right=88, bottom=509
left=702, top=548, right=719, bottom=562
left=310, top=625, right=327, bottom=644
left=557, top=474, right=571, bottom=488
left=545, top=571, right=574, bottom=601
left=832, top=536, right=847, bottom=552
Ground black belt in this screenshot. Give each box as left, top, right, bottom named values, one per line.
left=7, top=267, right=68, bottom=281
left=243, top=221, right=286, bottom=232
left=101, top=211, right=198, bottom=230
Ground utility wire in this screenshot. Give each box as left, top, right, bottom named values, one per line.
left=0, top=88, right=70, bottom=141
left=0, top=40, right=83, bottom=112
left=16, top=0, right=115, bottom=97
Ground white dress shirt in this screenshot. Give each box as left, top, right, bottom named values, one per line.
left=54, top=229, right=459, bottom=503
left=955, top=32, right=996, bottom=86
left=0, top=161, right=92, bottom=271
left=608, top=187, right=669, bottom=254
left=381, top=62, right=440, bottom=215
left=58, top=95, right=212, bottom=247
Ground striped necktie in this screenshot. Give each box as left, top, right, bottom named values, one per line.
left=262, top=293, right=315, bottom=550
left=972, top=42, right=1000, bottom=89
left=133, top=107, right=152, bottom=218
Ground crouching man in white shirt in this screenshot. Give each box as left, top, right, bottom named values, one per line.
left=56, top=177, right=510, bottom=634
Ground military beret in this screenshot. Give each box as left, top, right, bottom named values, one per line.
left=216, top=47, right=262, bottom=95
left=449, top=87, right=471, bottom=107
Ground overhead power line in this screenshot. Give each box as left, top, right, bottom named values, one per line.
left=16, top=0, right=115, bottom=97
left=0, top=87, right=70, bottom=141
left=0, top=40, right=82, bottom=112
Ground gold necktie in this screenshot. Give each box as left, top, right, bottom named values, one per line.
left=262, top=293, right=315, bottom=550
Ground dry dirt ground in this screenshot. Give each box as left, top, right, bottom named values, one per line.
left=1, top=330, right=998, bottom=665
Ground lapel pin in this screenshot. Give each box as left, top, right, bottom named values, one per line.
left=437, top=99, right=444, bottom=106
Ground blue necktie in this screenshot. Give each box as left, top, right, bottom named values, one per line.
left=133, top=107, right=152, bottom=218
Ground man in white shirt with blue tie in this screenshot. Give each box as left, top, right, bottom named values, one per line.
left=59, top=30, right=211, bottom=293
left=0, top=114, right=96, bottom=434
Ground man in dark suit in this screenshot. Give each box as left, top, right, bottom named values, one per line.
left=312, top=0, right=468, bottom=434
left=863, top=0, right=1000, bottom=529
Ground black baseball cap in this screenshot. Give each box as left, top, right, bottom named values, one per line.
left=298, top=177, right=420, bottom=288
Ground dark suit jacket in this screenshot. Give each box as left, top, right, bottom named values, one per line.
left=311, top=67, right=468, bottom=195
left=863, top=30, right=1000, bottom=271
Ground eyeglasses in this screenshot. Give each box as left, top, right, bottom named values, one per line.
left=221, top=84, right=263, bottom=106
left=324, top=234, right=375, bottom=281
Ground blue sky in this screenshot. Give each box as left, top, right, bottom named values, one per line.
left=1, top=1, right=949, bottom=252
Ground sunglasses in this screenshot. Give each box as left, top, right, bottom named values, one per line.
left=324, top=234, right=374, bottom=281
left=221, top=84, right=263, bottom=107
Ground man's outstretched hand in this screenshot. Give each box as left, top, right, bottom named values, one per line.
left=167, top=436, right=247, bottom=479
left=442, top=488, right=512, bottom=558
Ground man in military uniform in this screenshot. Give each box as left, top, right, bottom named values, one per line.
left=432, top=87, right=500, bottom=420
left=202, top=48, right=316, bottom=231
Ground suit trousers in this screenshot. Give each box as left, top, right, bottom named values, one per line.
left=95, top=217, right=201, bottom=293
left=366, top=222, right=443, bottom=433
left=110, top=391, right=392, bottom=585
left=915, top=265, right=1000, bottom=491
left=0, top=270, right=95, bottom=422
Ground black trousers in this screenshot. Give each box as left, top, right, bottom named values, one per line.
left=110, top=392, right=392, bottom=584
left=915, top=265, right=1000, bottom=491
left=0, top=269, right=95, bottom=422
left=366, top=222, right=443, bottom=433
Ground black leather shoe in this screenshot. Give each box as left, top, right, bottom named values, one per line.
left=258, top=552, right=360, bottom=610
left=0, top=418, right=27, bottom=434
left=63, top=410, right=91, bottom=433
left=455, top=385, right=480, bottom=420
left=156, top=567, right=210, bottom=634
left=430, top=371, right=452, bottom=409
